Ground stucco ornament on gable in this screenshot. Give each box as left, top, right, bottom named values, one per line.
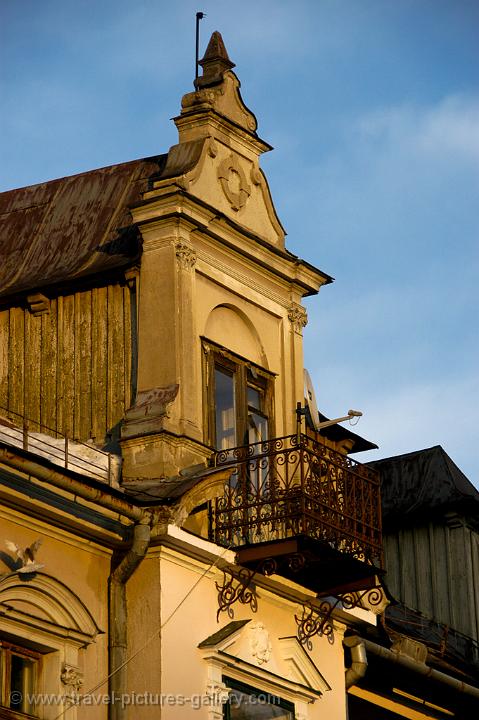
left=121, top=384, right=179, bottom=439
left=217, top=154, right=251, bottom=211
left=249, top=621, right=272, bottom=665
left=148, top=31, right=286, bottom=248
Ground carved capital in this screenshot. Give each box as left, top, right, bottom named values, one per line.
left=61, top=664, right=84, bottom=692
left=175, top=242, right=197, bottom=270
left=287, top=303, right=308, bottom=333
left=206, top=682, right=230, bottom=705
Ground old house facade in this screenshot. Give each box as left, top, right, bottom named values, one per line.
left=346, top=447, right=479, bottom=718
left=0, top=30, right=476, bottom=720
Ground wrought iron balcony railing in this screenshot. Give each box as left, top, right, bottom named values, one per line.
left=208, top=433, right=382, bottom=568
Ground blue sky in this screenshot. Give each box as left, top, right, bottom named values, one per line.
left=1, top=0, right=478, bottom=484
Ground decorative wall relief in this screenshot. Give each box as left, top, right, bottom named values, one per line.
left=249, top=621, right=272, bottom=665
left=217, top=155, right=251, bottom=211
left=61, top=664, right=84, bottom=693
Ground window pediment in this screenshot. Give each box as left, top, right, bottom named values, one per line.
left=0, top=573, right=101, bottom=645
left=198, top=620, right=330, bottom=712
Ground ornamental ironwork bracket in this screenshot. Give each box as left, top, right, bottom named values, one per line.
left=216, top=567, right=258, bottom=622
left=295, top=586, right=385, bottom=649
left=295, top=599, right=340, bottom=647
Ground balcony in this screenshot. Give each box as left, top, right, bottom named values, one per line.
left=208, top=433, right=383, bottom=596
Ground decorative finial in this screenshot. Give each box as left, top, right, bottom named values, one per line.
left=196, top=31, right=235, bottom=89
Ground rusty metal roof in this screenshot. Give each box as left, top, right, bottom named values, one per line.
left=0, top=155, right=166, bottom=299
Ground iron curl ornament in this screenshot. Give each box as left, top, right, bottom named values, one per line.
left=340, top=586, right=385, bottom=611
left=295, top=601, right=336, bottom=650
left=295, top=585, right=385, bottom=648
left=216, top=567, right=258, bottom=622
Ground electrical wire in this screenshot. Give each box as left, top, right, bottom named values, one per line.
left=50, top=542, right=232, bottom=720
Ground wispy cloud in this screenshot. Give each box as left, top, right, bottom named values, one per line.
left=357, top=95, right=479, bottom=161
left=300, top=93, right=479, bottom=483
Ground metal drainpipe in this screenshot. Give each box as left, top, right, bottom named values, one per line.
left=344, top=636, right=368, bottom=689
left=0, top=446, right=154, bottom=717
left=344, top=635, right=479, bottom=700
left=109, top=519, right=152, bottom=720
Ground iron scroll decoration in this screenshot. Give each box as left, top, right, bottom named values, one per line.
left=216, top=567, right=258, bottom=622
left=295, top=586, right=385, bottom=649
left=216, top=561, right=384, bottom=648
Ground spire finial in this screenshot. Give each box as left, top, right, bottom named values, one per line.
left=196, top=31, right=235, bottom=89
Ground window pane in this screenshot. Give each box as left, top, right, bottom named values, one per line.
left=215, top=368, right=236, bottom=450
left=10, top=654, right=35, bottom=714
left=226, top=687, right=293, bottom=719
left=248, top=412, right=268, bottom=446
left=247, top=386, right=261, bottom=411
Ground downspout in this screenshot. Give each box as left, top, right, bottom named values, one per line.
left=109, top=517, right=152, bottom=720
left=0, top=444, right=155, bottom=715
left=344, top=636, right=368, bottom=689
left=344, top=635, right=479, bottom=700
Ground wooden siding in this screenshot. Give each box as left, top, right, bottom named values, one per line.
left=384, top=522, right=479, bottom=642
left=0, top=281, right=135, bottom=446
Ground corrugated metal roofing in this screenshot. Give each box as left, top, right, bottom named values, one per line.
left=0, top=155, right=166, bottom=298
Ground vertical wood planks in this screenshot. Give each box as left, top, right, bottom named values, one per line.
left=123, top=283, right=132, bottom=410
left=25, top=311, right=42, bottom=431
left=0, top=281, right=132, bottom=446
left=92, top=286, right=108, bottom=443
left=42, top=298, right=58, bottom=434
left=76, top=290, right=92, bottom=440
left=62, top=294, right=76, bottom=437
left=0, top=309, right=9, bottom=411
left=107, top=284, right=125, bottom=440
left=9, top=307, right=24, bottom=419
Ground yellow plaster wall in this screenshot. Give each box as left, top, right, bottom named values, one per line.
left=149, top=547, right=348, bottom=720
left=0, top=509, right=111, bottom=719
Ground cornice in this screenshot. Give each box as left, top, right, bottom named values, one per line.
left=0, top=504, right=113, bottom=558
left=133, top=194, right=330, bottom=296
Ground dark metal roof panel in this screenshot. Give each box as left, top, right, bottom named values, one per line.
left=198, top=620, right=251, bottom=648
left=0, top=156, right=166, bottom=298
left=369, top=445, right=479, bottom=521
